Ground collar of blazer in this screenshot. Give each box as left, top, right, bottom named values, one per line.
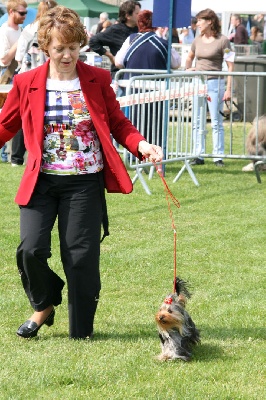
left=28, top=59, right=98, bottom=91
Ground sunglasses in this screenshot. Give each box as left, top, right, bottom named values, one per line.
left=14, top=10, right=28, bottom=16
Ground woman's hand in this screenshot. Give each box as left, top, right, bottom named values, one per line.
left=105, top=51, right=115, bottom=65
left=138, top=140, right=163, bottom=163
left=223, top=89, right=231, bottom=102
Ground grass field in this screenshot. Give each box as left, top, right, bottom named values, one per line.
left=0, top=150, right=265, bottom=399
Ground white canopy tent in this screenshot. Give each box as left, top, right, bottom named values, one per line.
left=191, top=0, right=266, bottom=14
left=191, top=0, right=265, bottom=34
left=191, top=0, right=265, bottom=14
left=140, top=0, right=265, bottom=13
left=140, top=1, right=265, bottom=34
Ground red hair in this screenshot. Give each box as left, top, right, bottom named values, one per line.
left=137, top=10, right=154, bottom=33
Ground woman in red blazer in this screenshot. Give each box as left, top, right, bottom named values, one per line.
left=0, top=6, right=163, bottom=340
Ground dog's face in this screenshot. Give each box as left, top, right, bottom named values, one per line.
left=155, top=295, right=184, bottom=334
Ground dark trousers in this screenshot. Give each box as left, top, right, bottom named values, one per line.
left=17, top=172, right=104, bottom=338
left=11, top=129, right=26, bottom=165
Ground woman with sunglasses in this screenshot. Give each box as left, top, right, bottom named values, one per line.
left=0, top=0, right=27, bottom=72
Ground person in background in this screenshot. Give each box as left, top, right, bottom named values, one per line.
left=181, top=17, right=197, bottom=44
left=115, top=10, right=181, bottom=146
left=116, top=10, right=181, bottom=71
left=171, top=28, right=180, bottom=43
left=229, top=14, right=248, bottom=45
left=155, top=26, right=168, bottom=40
left=102, top=19, right=112, bottom=32
left=191, top=17, right=198, bottom=37
left=95, top=12, right=109, bottom=34
left=15, top=0, right=58, bottom=72
left=11, top=0, right=58, bottom=168
left=249, top=25, right=263, bottom=52
left=253, top=13, right=265, bottom=35
left=0, top=0, right=27, bottom=163
left=0, top=5, right=163, bottom=340
left=0, top=0, right=27, bottom=72
left=89, top=0, right=141, bottom=79
left=186, top=8, right=235, bottom=167
left=156, top=27, right=179, bottom=43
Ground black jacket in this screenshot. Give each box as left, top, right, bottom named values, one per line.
left=89, top=23, right=138, bottom=76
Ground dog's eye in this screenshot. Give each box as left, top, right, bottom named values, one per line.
left=167, top=308, right=172, bottom=313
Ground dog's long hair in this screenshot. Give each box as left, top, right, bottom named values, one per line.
left=246, top=115, right=266, bottom=156
left=155, top=277, right=200, bottom=361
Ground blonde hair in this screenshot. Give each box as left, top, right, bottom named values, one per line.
left=38, top=6, right=87, bottom=56
left=102, top=20, right=112, bottom=30
left=35, top=0, right=58, bottom=22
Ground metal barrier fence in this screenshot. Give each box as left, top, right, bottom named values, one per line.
left=114, top=69, right=266, bottom=193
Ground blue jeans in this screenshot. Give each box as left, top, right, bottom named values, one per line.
left=0, top=65, right=16, bottom=163
left=192, top=78, right=225, bottom=162
left=1, top=143, right=8, bottom=162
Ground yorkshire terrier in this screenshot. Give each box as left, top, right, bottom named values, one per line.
left=155, top=277, right=200, bottom=361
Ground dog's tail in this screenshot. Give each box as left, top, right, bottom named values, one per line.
left=174, top=277, right=192, bottom=306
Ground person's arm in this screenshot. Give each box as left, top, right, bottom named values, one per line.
left=89, top=28, right=114, bottom=56
left=0, top=32, right=18, bottom=66
left=223, top=61, right=234, bottom=101
left=115, top=37, right=131, bottom=69
left=89, top=28, right=117, bottom=65
left=170, top=47, right=181, bottom=69
left=185, top=50, right=196, bottom=70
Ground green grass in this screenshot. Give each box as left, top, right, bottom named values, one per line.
left=0, top=145, right=265, bottom=399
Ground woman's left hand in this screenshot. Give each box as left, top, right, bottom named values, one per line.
left=223, top=89, right=231, bottom=102
left=138, top=140, right=164, bottom=163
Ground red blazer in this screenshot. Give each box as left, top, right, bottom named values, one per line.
left=0, top=60, right=145, bottom=205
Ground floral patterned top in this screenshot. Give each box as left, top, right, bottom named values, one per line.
left=40, top=77, right=103, bottom=175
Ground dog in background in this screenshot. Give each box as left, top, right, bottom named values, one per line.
left=246, top=115, right=266, bottom=156
left=155, top=277, right=200, bottom=361
left=242, top=115, right=266, bottom=172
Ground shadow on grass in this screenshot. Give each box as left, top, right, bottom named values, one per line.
left=25, top=323, right=264, bottom=364
left=201, top=325, right=266, bottom=341
left=192, top=342, right=223, bottom=362
left=38, top=321, right=265, bottom=343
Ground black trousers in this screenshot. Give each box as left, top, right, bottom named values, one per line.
left=11, top=129, right=26, bottom=165
left=17, top=172, right=104, bottom=338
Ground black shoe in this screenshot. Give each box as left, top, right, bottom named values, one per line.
left=17, top=309, right=55, bottom=338
left=190, top=158, right=205, bottom=165
left=214, top=160, right=225, bottom=167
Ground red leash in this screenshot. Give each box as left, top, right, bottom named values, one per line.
left=153, top=163, right=180, bottom=294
